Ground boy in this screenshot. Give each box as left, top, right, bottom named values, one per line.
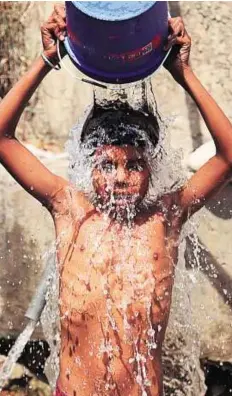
left=0, top=5, right=232, bottom=396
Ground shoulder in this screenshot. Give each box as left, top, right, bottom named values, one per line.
left=148, top=190, right=183, bottom=222
left=49, top=181, right=94, bottom=220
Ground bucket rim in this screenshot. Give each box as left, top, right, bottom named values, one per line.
left=71, top=1, right=157, bottom=22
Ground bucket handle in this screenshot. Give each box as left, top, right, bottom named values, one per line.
left=56, top=41, right=147, bottom=91
left=57, top=41, right=108, bottom=89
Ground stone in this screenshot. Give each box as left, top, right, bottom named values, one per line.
left=0, top=147, right=68, bottom=339
left=186, top=140, right=216, bottom=171
left=0, top=355, right=52, bottom=395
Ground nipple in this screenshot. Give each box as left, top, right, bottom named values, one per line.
left=153, top=252, right=159, bottom=260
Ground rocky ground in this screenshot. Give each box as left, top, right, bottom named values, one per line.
left=0, top=355, right=51, bottom=396
left=1, top=358, right=232, bottom=396
left=1, top=342, right=232, bottom=396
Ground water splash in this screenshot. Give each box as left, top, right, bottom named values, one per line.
left=66, top=80, right=185, bottom=205
left=40, top=247, right=61, bottom=389
left=40, top=80, right=206, bottom=395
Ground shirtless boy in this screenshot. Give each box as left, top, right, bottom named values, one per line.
left=0, top=5, right=232, bottom=396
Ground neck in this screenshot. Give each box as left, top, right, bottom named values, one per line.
left=91, top=194, right=141, bottom=226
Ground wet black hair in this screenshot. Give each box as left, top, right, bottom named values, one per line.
left=81, top=101, right=159, bottom=153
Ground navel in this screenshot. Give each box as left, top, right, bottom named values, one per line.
left=85, top=281, right=91, bottom=292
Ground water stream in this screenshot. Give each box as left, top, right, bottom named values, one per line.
left=1, top=79, right=206, bottom=395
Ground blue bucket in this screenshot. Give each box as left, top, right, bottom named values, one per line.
left=65, top=1, right=169, bottom=84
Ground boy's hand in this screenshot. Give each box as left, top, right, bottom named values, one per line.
left=163, top=17, right=192, bottom=84
left=41, top=4, right=67, bottom=64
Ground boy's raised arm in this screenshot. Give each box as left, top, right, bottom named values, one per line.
left=0, top=5, right=68, bottom=209
left=164, top=17, right=232, bottom=220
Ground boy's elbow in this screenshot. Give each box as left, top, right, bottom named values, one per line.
left=0, top=136, right=16, bottom=159
left=216, top=150, right=232, bottom=170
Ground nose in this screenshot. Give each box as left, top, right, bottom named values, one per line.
left=115, top=166, right=128, bottom=186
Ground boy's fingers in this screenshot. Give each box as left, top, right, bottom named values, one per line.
left=164, top=20, right=189, bottom=50
left=164, top=35, right=187, bottom=51
left=170, top=22, right=184, bottom=38
left=54, top=4, right=66, bottom=21
left=165, top=17, right=191, bottom=52
left=42, top=20, right=66, bottom=42
left=168, top=16, right=185, bottom=37
left=53, top=14, right=66, bottom=30
left=164, top=37, right=177, bottom=51
left=41, top=25, right=58, bottom=48
left=52, top=15, right=67, bottom=40
left=164, top=31, right=179, bottom=50
left=48, top=9, right=66, bottom=27
left=41, top=21, right=56, bottom=36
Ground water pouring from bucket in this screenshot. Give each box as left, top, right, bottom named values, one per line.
left=64, top=1, right=169, bottom=84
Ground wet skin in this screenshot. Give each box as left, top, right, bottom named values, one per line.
left=53, top=145, right=182, bottom=396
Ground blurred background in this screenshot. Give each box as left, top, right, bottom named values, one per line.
left=0, top=2, right=232, bottom=395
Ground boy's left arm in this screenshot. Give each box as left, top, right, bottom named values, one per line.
left=178, top=69, right=232, bottom=220
left=164, top=17, right=232, bottom=221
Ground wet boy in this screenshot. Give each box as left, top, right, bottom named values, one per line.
left=0, top=5, right=232, bottom=396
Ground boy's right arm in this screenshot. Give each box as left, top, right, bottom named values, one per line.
left=0, top=5, right=68, bottom=210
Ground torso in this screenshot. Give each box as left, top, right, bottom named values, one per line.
left=52, top=185, right=182, bottom=396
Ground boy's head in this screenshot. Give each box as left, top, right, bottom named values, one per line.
left=81, top=104, right=159, bottom=213
left=92, top=144, right=150, bottom=209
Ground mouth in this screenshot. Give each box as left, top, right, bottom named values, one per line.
left=111, top=193, right=138, bottom=205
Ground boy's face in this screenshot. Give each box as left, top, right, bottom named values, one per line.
left=92, top=145, right=150, bottom=210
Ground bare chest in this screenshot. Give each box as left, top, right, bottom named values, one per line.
left=57, top=214, right=178, bottom=316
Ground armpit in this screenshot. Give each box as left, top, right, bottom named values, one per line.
left=156, top=191, right=183, bottom=220
left=49, top=183, right=75, bottom=218
left=50, top=183, right=92, bottom=221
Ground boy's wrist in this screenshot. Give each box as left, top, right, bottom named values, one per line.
left=41, top=52, right=61, bottom=70
left=181, top=66, right=195, bottom=80
left=172, top=66, right=195, bottom=89
left=32, top=55, right=54, bottom=80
